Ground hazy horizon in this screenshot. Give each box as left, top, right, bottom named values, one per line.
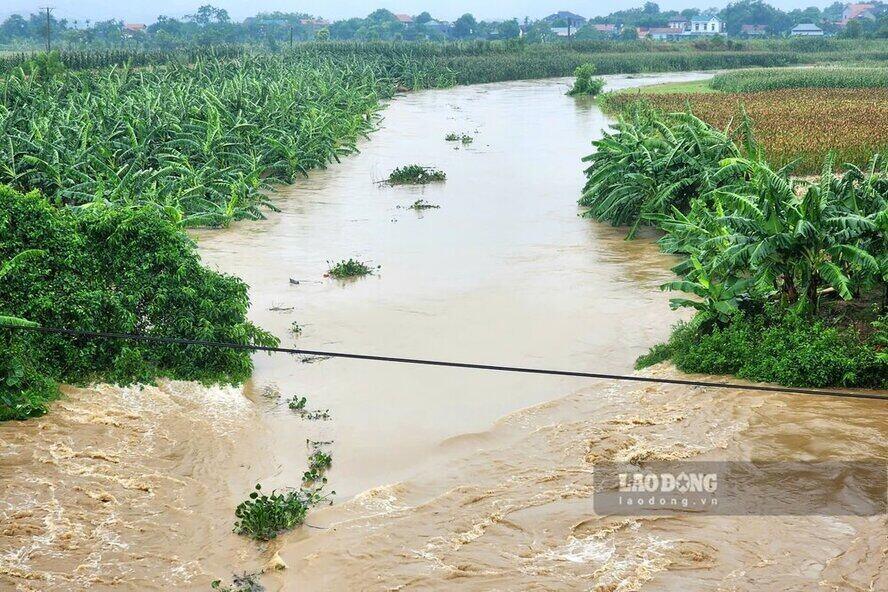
left=0, top=1, right=841, bottom=25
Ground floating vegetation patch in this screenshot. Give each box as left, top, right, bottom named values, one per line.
left=290, top=322, right=303, bottom=336
left=326, top=258, right=376, bottom=278
left=385, top=165, right=446, bottom=185
left=303, top=441, right=334, bottom=487
left=211, top=572, right=265, bottom=592
left=401, top=199, right=441, bottom=210
left=233, top=483, right=329, bottom=541
left=445, top=132, right=474, bottom=145
left=286, top=395, right=331, bottom=420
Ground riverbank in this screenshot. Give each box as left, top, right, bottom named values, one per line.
left=2, top=72, right=885, bottom=591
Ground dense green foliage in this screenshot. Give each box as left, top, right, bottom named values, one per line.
left=567, top=64, right=605, bottom=97
left=581, top=109, right=887, bottom=387
left=710, top=66, right=888, bottom=92
left=233, top=483, right=320, bottom=541
left=638, top=310, right=886, bottom=389
left=0, top=54, right=389, bottom=225
left=0, top=185, right=278, bottom=419
left=386, top=165, right=446, bottom=185
left=580, top=107, right=741, bottom=236
left=326, top=259, right=376, bottom=278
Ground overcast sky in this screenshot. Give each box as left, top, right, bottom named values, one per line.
left=1, top=1, right=838, bottom=24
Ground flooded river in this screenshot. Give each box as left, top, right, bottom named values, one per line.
left=1, top=73, right=885, bottom=591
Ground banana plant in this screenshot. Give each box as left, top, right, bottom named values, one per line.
left=661, top=255, right=751, bottom=326
left=710, top=155, right=879, bottom=313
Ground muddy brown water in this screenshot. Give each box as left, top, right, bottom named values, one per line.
left=1, top=73, right=885, bottom=591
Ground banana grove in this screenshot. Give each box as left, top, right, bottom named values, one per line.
left=0, top=55, right=391, bottom=226
left=582, top=107, right=887, bottom=388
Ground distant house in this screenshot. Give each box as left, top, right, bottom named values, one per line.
left=543, top=11, right=587, bottom=26
left=590, top=23, right=618, bottom=33
left=551, top=26, right=576, bottom=37
left=790, top=23, right=824, bottom=36
left=842, top=3, right=877, bottom=23
left=394, top=14, right=414, bottom=26
left=668, top=17, right=689, bottom=29
left=740, top=24, right=768, bottom=36
left=422, top=20, right=449, bottom=35
left=683, top=17, right=724, bottom=35
left=299, top=18, right=331, bottom=29
left=648, top=27, right=684, bottom=41
left=122, top=23, right=146, bottom=38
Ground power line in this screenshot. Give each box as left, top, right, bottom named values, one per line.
left=4, top=324, right=887, bottom=402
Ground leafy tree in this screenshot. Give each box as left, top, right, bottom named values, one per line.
left=453, top=13, right=477, bottom=38
left=415, top=12, right=433, bottom=25
left=0, top=185, right=279, bottom=421
left=621, top=27, right=639, bottom=40
left=0, top=14, right=28, bottom=41
left=499, top=19, right=521, bottom=39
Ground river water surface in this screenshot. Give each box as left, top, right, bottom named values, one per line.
left=1, top=73, right=885, bottom=591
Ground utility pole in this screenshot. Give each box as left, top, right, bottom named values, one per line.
left=289, top=25, right=294, bottom=48
left=40, top=6, right=54, bottom=52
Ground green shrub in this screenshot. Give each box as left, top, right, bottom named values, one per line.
left=0, top=185, right=278, bottom=421
left=326, top=258, right=376, bottom=278
left=567, top=63, right=605, bottom=96
left=386, top=165, right=446, bottom=185
left=233, top=484, right=320, bottom=541
left=0, top=331, right=58, bottom=421
left=639, top=311, right=887, bottom=389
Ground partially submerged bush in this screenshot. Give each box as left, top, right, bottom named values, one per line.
left=326, top=258, right=376, bottom=278
left=568, top=63, right=605, bottom=97
left=211, top=573, right=264, bottom=592
left=406, top=199, right=440, bottom=210
left=233, top=484, right=323, bottom=541
left=637, top=310, right=886, bottom=389
left=303, top=448, right=333, bottom=486
left=445, top=133, right=474, bottom=145
left=386, top=165, right=446, bottom=185
left=0, top=185, right=278, bottom=421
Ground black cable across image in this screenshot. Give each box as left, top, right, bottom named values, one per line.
left=4, top=324, right=887, bottom=402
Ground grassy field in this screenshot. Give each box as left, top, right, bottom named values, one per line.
left=602, top=67, right=888, bottom=173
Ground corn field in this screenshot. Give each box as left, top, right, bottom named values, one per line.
left=602, top=88, right=888, bottom=174
left=710, top=67, right=888, bottom=92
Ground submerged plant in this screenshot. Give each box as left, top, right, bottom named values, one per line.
left=326, top=259, right=376, bottom=278
left=211, top=572, right=265, bottom=592
left=386, top=165, right=446, bottom=185
left=287, top=396, right=307, bottom=411
left=406, top=199, right=440, bottom=210
left=567, top=63, right=605, bottom=97
left=303, top=444, right=334, bottom=486
left=445, top=133, right=474, bottom=145
left=290, top=322, right=303, bottom=336
left=233, top=483, right=328, bottom=541
left=287, top=395, right=330, bottom=420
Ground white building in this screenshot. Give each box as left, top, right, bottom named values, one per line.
left=790, top=23, right=824, bottom=36
left=682, top=17, right=724, bottom=35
